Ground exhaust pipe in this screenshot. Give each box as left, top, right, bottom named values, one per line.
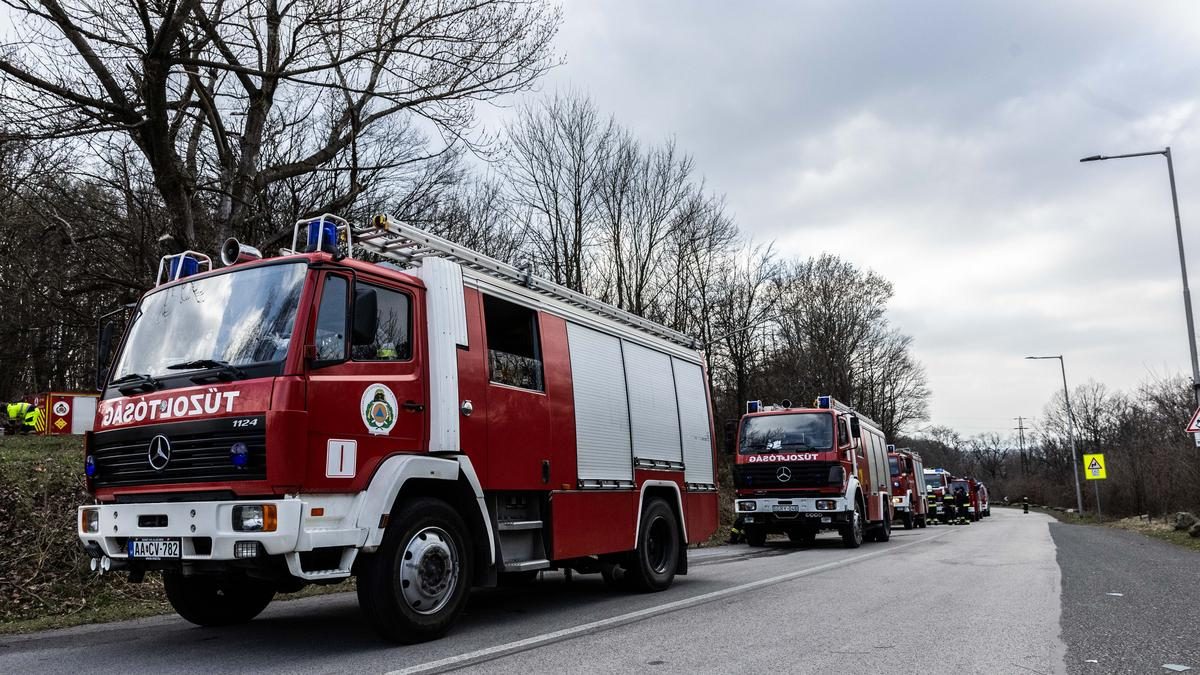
left=220, top=238, right=264, bottom=266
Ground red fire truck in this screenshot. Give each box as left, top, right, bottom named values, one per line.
left=731, top=396, right=893, bottom=548
left=949, top=477, right=987, bottom=522
left=78, top=215, right=719, bottom=643
left=923, top=468, right=953, bottom=524
left=887, top=446, right=928, bottom=529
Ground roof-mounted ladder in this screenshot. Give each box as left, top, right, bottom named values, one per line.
left=352, top=215, right=697, bottom=348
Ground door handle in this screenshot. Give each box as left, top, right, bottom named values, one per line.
left=402, top=401, right=425, bottom=412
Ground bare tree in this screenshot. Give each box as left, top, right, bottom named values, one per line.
left=0, top=0, right=560, bottom=246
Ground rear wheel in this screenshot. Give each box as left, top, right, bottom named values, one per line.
left=917, top=515, right=927, bottom=529
left=357, top=497, right=473, bottom=644
left=873, top=510, right=892, bottom=543
left=840, top=500, right=864, bottom=549
left=902, top=511, right=915, bottom=530
left=626, top=498, right=681, bottom=592
left=163, top=573, right=275, bottom=627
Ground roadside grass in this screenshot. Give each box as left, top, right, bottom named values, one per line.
left=1010, top=503, right=1200, bottom=553
left=0, top=434, right=352, bottom=636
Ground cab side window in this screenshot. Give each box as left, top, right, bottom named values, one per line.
left=315, top=276, right=348, bottom=361
left=483, top=294, right=544, bottom=391
left=837, top=418, right=850, bottom=446
left=352, top=283, right=412, bottom=361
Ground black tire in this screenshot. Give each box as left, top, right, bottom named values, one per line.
left=626, top=499, right=681, bottom=592
left=357, top=497, right=473, bottom=644
left=787, top=528, right=817, bottom=545
left=917, top=515, right=927, bottom=529
left=163, top=573, right=275, bottom=627
left=840, top=500, right=864, bottom=549
left=902, top=511, right=915, bottom=530
left=745, top=527, right=767, bottom=547
left=873, top=510, right=892, bottom=543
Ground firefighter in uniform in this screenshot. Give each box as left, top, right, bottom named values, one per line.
left=953, top=486, right=969, bottom=524
left=1022, top=495, right=1030, bottom=514
left=941, top=491, right=955, bottom=524
left=728, top=515, right=747, bottom=544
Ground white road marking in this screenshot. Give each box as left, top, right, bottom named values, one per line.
left=387, top=530, right=953, bottom=675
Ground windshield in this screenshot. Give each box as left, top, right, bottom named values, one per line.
left=889, top=456, right=901, bottom=476
left=111, top=263, right=306, bottom=381
left=740, top=412, right=833, bottom=454
left=951, top=480, right=970, bottom=495
left=924, top=474, right=944, bottom=489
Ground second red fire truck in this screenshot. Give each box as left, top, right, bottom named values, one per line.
left=888, top=446, right=928, bottom=529
left=78, top=215, right=719, bottom=643
left=731, top=397, right=893, bottom=548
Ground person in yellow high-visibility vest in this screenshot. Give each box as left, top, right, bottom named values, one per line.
left=4, top=401, right=44, bottom=434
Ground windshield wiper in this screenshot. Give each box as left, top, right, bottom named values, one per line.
left=166, top=359, right=247, bottom=382
left=111, top=372, right=159, bottom=396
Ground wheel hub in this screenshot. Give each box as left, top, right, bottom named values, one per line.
left=400, top=527, right=459, bottom=615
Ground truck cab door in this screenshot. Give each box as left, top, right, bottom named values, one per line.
left=305, top=272, right=427, bottom=490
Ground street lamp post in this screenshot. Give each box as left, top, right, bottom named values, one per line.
left=1026, top=355, right=1085, bottom=515
left=1081, top=148, right=1200, bottom=408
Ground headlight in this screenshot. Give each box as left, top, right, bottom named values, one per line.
left=80, top=508, right=100, bottom=534
left=233, top=504, right=277, bottom=532
left=815, top=500, right=837, bottom=511
left=737, top=501, right=757, bottom=512
left=892, top=496, right=903, bottom=504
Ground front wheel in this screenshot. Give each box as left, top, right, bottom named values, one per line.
left=357, top=497, right=473, bottom=644
left=163, top=573, right=275, bottom=627
left=840, top=501, right=864, bottom=549
left=902, top=511, right=915, bottom=530
left=745, top=527, right=767, bottom=547
left=872, top=511, right=892, bottom=543
left=626, top=498, right=681, bottom=592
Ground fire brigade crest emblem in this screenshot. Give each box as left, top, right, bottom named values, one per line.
left=360, top=384, right=398, bottom=435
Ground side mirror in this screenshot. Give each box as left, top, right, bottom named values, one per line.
left=352, top=287, right=378, bottom=345
left=848, top=415, right=861, bottom=438
left=723, top=419, right=738, bottom=455
left=95, top=320, right=117, bottom=390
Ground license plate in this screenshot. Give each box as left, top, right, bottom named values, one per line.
left=773, top=505, right=800, bottom=513
left=128, top=538, right=181, bottom=559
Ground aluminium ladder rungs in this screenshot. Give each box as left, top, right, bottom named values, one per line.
left=352, top=218, right=697, bottom=348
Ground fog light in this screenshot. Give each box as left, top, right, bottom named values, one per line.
left=737, top=501, right=757, bottom=512
left=233, top=504, right=277, bottom=532
left=234, top=541, right=260, bottom=559
left=81, top=508, right=100, bottom=533
left=230, top=442, right=249, bottom=468
left=815, top=500, right=837, bottom=511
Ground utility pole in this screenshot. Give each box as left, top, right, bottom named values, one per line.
left=1013, top=416, right=1028, bottom=475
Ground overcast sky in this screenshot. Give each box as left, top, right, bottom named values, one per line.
left=484, top=1, right=1200, bottom=437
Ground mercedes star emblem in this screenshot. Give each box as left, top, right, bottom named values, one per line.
left=147, top=435, right=172, bottom=471
left=776, top=466, right=792, bottom=482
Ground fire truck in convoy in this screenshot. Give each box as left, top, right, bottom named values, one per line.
left=950, top=477, right=990, bottom=521
left=731, top=397, right=893, bottom=548
left=887, top=446, right=928, bottom=529
left=923, top=468, right=953, bottom=523
left=77, top=215, right=719, bottom=643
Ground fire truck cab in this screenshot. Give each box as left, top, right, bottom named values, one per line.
left=78, top=215, right=719, bottom=643
left=923, top=468, right=953, bottom=524
left=887, top=446, right=927, bottom=529
left=731, top=396, right=893, bottom=549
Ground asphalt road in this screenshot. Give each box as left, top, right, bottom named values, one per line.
left=1052, top=520, right=1200, bottom=674
left=2, top=507, right=1182, bottom=675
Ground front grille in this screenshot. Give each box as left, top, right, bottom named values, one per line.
left=91, top=416, right=266, bottom=488
left=734, top=462, right=838, bottom=490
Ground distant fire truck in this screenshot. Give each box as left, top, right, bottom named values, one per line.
left=950, top=477, right=990, bottom=521
left=731, top=396, right=893, bottom=548
left=78, top=215, right=718, bottom=643
left=923, top=468, right=953, bottom=524
left=887, top=446, right=927, bottom=529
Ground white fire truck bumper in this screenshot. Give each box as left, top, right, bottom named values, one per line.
left=733, top=496, right=853, bottom=516
left=892, top=494, right=911, bottom=511
left=78, top=498, right=309, bottom=560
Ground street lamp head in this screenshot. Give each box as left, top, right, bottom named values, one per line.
left=1079, top=155, right=1105, bottom=162
left=1025, top=355, right=1062, bottom=361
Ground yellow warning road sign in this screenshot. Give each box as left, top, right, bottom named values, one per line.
left=1083, top=453, right=1107, bottom=480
